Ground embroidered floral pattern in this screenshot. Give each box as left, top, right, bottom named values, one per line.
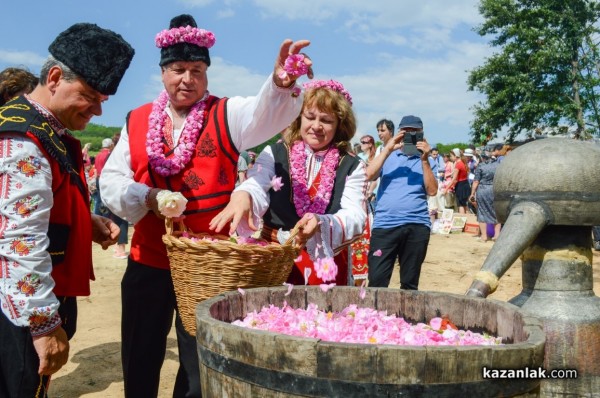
left=16, top=156, right=41, bottom=177
left=10, top=235, right=36, bottom=256
left=197, top=134, right=217, bottom=158
left=182, top=171, right=205, bottom=191
left=13, top=196, right=40, bottom=218
left=218, top=166, right=228, bottom=185
left=15, top=274, right=41, bottom=296
left=0, top=116, right=65, bottom=335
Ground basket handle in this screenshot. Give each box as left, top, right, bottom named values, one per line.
left=165, top=218, right=189, bottom=235
left=283, top=224, right=302, bottom=247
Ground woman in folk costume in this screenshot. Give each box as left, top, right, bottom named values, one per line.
left=211, top=80, right=368, bottom=285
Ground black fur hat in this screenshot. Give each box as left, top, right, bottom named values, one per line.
left=49, top=23, right=134, bottom=95
left=158, top=14, right=212, bottom=67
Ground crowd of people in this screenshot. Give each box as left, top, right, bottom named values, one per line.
left=0, top=12, right=573, bottom=398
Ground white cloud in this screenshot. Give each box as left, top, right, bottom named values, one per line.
left=0, top=50, right=46, bottom=69
left=334, top=39, right=492, bottom=144
left=177, top=0, right=215, bottom=6
left=142, top=56, right=268, bottom=104
left=253, top=0, right=482, bottom=29
left=216, top=8, right=235, bottom=18
left=207, top=57, right=269, bottom=98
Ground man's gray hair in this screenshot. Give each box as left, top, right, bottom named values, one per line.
left=39, top=55, right=80, bottom=85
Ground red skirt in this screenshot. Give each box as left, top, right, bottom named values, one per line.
left=286, top=249, right=349, bottom=286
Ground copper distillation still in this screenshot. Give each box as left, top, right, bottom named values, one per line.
left=466, top=138, right=600, bottom=396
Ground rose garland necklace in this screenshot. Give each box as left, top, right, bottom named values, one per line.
left=289, top=141, right=340, bottom=217
left=146, top=90, right=207, bottom=176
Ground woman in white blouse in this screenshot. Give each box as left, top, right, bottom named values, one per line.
left=210, top=80, right=368, bottom=286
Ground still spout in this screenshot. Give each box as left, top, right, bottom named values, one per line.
left=466, top=201, right=550, bottom=298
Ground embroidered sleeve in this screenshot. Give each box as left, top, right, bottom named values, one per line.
left=0, top=134, right=61, bottom=335
left=234, top=146, right=275, bottom=236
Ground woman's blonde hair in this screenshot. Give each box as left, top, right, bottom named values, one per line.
left=284, top=87, right=356, bottom=154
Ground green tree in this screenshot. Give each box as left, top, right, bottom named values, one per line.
left=468, top=0, right=600, bottom=143
left=71, top=123, right=121, bottom=152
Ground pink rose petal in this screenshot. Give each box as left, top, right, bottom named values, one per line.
left=303, top=267, right=312, bottom=285
left=271, top=176, right=284, bottom=191
left=232, top=302, right=502, bottom=346
left=319, top=283, right=336, bottom=292
left=373, top=249, right=382, bottom=257
left=430, top=317, right=443, bottom=331
left=314, top=257, right=338, bottom=283
left=359, top=280, right=367, bottom=299
left=283, top=282, right=294, bottom=296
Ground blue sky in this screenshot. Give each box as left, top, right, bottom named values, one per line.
left=1, top=0, right=493, bottom=146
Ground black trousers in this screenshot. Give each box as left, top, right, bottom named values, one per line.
left=121, top=259, right=201, bottom=398
left=368, top=223, right=430, bottom=290
left=0, top=297, right=77, bottom=398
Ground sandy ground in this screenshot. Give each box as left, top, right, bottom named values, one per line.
left=47, top=226, right=600, bottom=397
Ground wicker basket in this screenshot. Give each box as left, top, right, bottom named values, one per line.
left=162, top=219, right=299, bottom=336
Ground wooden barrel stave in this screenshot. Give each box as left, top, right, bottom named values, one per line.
left=196, top=287, right=545, bottom=397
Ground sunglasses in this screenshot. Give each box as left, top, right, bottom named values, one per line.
left=360, top=140, right=372, bottom=144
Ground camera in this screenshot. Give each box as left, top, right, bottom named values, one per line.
left=402, top=131, right=424, bottom=157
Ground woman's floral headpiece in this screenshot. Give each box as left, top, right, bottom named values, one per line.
left=303, top=79, right=353, bottom=106
left=155, top=25, right=216, bottom=49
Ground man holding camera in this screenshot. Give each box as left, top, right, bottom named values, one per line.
left=365, top=115, right=438, bottom=289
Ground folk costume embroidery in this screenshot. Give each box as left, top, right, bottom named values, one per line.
left=0, top=96, right=93, bottom=335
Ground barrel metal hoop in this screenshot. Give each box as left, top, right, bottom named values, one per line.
left=198, top=345, right=538, bottom=397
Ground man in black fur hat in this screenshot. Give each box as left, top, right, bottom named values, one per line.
left=0, top=23, right=134, bottom=397
left=99, top=13, right=311, bottom=398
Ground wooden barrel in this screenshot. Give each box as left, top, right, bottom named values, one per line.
left=196, top=287, right=545, bottom=397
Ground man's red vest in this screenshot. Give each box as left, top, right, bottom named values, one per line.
left=127, top=96, right=239, bottom=269
left=0, top=96, right=94, bottom=297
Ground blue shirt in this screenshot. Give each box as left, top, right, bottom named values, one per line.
left=373, top=151, right=433, bottom=229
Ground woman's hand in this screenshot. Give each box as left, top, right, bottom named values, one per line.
left=293, top=213, right=320, bottom=247
left=273, top=39, right=313, bottom=88
left=91, top=214, right=120, bottom=250
left=209, top=191, right=256, bottom=235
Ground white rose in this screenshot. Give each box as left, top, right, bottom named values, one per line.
left=156, top=190, right=188, bottom=218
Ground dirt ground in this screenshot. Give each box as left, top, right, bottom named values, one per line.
left=47, top=226, right=600, bottom=397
